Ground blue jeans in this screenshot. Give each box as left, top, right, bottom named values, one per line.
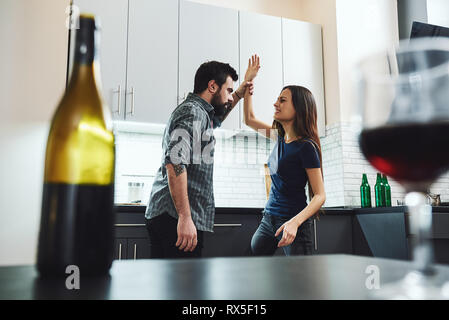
left=251, top=213, right=314, bottom=256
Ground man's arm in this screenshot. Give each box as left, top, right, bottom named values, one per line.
left=166, top=163, right=198, bottom=252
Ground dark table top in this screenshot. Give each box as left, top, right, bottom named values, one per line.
left=2, top=254, right=449, bottom=300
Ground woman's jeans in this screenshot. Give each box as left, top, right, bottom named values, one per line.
left=251, top=213, right=314, bottom=256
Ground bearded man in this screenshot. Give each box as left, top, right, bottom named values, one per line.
left=145, top=61, right=253, bottom=258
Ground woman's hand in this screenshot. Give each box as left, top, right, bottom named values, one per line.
left=235, top=80, right=254, bottom=99
left=244, top=54, right=261, bottom=81
left=275, top=218, right=301, bottom=247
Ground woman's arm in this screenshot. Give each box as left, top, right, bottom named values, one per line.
left=276, top=168, right=326, bottom=247
left=243, top=55, right=277, bottom=140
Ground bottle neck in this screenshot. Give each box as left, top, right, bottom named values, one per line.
left=67, top=17, right=100, bottom=95
left=376, top=175, right=382, bottom=183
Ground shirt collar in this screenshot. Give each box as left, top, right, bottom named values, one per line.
left=187, top=93, right=215, bottom=116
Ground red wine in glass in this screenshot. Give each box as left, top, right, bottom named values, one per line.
left=359, top=121, right=449, bottom=191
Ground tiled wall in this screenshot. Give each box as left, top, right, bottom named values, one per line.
left=322, top=122, right=449, bottom=207
left=114, top=121, right=449, bottom=209
left=114, top=126, right=274, bottom=208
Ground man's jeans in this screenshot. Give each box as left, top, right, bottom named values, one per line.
left=251, top=213, right=314, bottom=256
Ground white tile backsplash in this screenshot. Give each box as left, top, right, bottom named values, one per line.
left=113, top=121, right=449, bottom=208
left=114, top=127, right=271, bottom=207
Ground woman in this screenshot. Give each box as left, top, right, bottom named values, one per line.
left=243, top=55, right=326, bottom=256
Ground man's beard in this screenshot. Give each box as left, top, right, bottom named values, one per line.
left=211, top=92, right=229, bottom=118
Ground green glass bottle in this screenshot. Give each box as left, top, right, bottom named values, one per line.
left=382, top=174, right=392, bottom=207
left=360, top=174, right=372, bottom=208
left=375, top=173, right=386, bottom=207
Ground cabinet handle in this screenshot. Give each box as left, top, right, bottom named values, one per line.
left=114, top=224, right=146, bottom=227
left=127, top=87, right=135, bottom=116
left=133, top=244, right=137, bottom=260
left=313, top=218, right=317, bottom=251
left=118, top=243, right=122, bottom=260
left=113, top=85, right=121, bottom=115
left=214, top=224, right=242, bottom=227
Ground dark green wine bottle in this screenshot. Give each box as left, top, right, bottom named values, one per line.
left=37, top=14, right=115, bottom=277
left=374, top=173, right=386, bottom=207
left=382, top=174, right=391, bottom=207
left=360, top=174, right=372, bottom=208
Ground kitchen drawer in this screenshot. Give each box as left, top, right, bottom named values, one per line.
left=203, top=213, right=261, bottom=257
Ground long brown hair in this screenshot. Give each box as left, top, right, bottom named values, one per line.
left=273, top=86, right=324, bottom=213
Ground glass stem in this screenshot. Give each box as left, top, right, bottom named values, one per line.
left=406, top=192, right=435, bottom=275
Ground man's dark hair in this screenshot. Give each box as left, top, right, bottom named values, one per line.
left=193, top=61, right=238, bottom=94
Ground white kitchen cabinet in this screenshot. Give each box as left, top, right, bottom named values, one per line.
left=125, top=0, right=178, bottom=123
left=282, top=18, right=326, bottom=137
left=70, top=1, right=326, bottom=133
left=72, top=0, right=128, bottom=120
left=178, top=0, right=240, bottom=130
left=239, top=11, right=284, bottom=130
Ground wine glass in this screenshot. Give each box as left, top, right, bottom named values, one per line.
left=356, top=37, right=449, bottom=299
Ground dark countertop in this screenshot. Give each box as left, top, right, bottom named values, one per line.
left=3, top=254, right=449, bottom=300
left=115, top=205, right=449, bottom=214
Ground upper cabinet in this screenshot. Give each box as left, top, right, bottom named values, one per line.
left=282, top=18, right=326, bottom=137
left=70, top=1, right=326, bottom=135
left=73, top=0, right=178, bottom=123
left=178, top=0, right=240, bottom=130
left=126, top=0, right=178, bottom=123
left=72, top=0, right=128, bottom=120
left=239, top=11, right=283, bottom=130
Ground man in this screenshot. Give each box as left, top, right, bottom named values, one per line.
left=145, top=61, right=253, bottom=258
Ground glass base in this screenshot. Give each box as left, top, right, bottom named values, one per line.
left=370, top=271, right=449, bottom=300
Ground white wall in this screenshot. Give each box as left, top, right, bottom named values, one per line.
left=335, top=0, right=399, bottom=123
left=427, top=0, right=449, bottom=27
left=0, top=0, right=69, bottom=266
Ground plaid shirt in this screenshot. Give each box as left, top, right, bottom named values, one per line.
left=145, top=93, right=218, bottom=232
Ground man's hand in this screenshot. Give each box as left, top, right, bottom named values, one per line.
left=176, top=215, right=198, bottom=252
left=244, top=54, right=261, bottom=81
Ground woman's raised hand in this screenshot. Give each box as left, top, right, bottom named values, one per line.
left=244, top=54, right=261, bottom=81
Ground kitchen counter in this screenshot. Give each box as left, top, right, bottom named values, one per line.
left=114, top=205, right=449, bottom=215
left=2, top=254, right=449, bottom=300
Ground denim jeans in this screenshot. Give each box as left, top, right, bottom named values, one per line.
left=251, top=213, right=314, bottom=256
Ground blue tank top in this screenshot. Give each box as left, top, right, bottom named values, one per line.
left=263, top=135, right=321, bottom=217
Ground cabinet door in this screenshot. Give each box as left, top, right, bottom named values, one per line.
left=125, top=0, right=179, bottom=123
left=282, top=18, right=326, bottom=137
left=315, top=215, right=353, bottom=254
left=72, top=0, right=128, bottom=120
left=203, top=213, right=260, bottom=257
left=178, top=0, right=240, bottom=130
left=239, top=11, right=283, bottom=129
left=114, top=238, right=127, bottom=260
left=127, top=238, right=151, bottom=260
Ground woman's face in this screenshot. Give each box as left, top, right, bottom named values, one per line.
left=273, top=89, right=296, bottom=122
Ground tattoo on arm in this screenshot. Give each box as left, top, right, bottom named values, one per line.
left=173, top=164, right=185, bottom=177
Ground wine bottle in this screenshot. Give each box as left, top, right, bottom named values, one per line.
left=382, top=174, right=392, bottom=207
left=37, top=14, right=115, bottom=277
left=360, top=173, right=372, bottom=208
left=374, top=173, right=386, bottom=207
